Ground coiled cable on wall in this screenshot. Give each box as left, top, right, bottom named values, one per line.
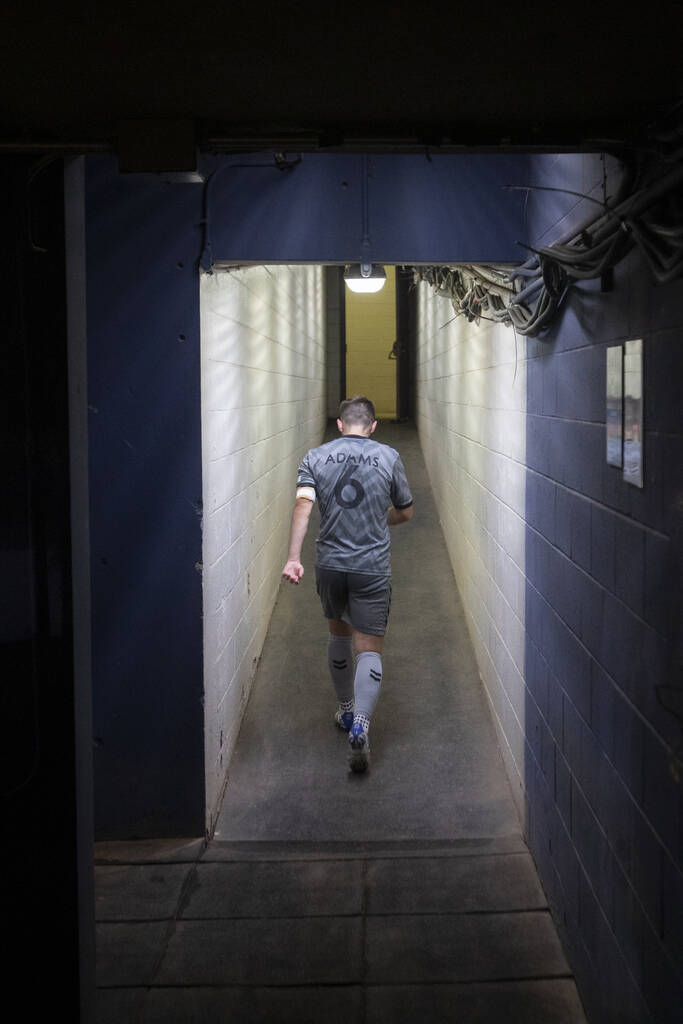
left=412, top=131, right=683, bottom=337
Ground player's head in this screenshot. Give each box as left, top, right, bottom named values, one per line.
left=338, top=395, right=376, bottom=435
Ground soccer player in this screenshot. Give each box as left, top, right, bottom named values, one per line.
left=282, top=395, right=413, bottom=772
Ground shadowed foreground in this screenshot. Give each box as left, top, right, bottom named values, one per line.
left=95, top=423, right=587, bottom=1023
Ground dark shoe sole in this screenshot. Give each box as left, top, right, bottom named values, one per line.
left=348, top=734, right=370, bottom=773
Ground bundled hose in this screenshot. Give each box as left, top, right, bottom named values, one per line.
left=413, top=134, right=683, bottom=337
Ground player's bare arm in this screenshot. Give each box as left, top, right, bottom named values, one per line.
left=387, top=504, right=413, bottom=525
left=282, top=495, right=314, bottom=583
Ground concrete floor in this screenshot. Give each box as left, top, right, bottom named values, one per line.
left=95, top=422, right=587, bottom=1023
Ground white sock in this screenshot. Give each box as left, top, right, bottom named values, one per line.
left=353, top=651, right=382, bottom=731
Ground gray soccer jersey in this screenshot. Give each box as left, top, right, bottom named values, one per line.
left=296, top=435, right=413, bottom=575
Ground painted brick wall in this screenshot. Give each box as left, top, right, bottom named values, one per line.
left=416, top=280, right=529, bottom=805
left=200, top=265, right=325, bottom=830
left=416, top=154, right=683, bottom=1022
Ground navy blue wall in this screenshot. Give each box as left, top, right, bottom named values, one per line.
left=203, top=152, right=528, bottom=264
left=522, top=155, right=683, bottom=1022
left=87, top=152, right=528, bottom=837
left=87, top=158, right=205, bottom=837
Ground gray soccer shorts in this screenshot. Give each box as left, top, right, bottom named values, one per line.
left=315, top=567, right=392, bottom=636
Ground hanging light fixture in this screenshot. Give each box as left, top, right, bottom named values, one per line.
left=344, top=260, right=387, bottom=293
left=343, top=155, right=387, bottom=293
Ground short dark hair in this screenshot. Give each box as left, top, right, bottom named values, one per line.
left=339, top=395, right=375, bottom=429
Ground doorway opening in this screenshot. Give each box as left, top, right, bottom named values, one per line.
left=344, top=265, right=415, bottom=423
left=345, top=265, right=397, bottom=419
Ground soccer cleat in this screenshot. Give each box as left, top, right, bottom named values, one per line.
left=348, top=722, right=370, bottom=773
left=334, top=708, right=354, bottom=732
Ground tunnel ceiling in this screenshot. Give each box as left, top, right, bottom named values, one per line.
left=2, top=1, right=682, bottom=153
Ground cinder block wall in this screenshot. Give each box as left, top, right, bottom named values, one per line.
left=416, top=286, right=528, bottom=802
left=416, top=154, right=683, bottom=1022
left=200, top=265, right=325, bottom=831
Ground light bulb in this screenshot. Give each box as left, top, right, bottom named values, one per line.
left=344, top=263, right=387, bottom=293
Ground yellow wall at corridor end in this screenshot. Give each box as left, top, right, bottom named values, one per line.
left=345, top=267, right=396, bottom=419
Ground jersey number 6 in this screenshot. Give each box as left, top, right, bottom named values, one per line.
left=334, top=464, right=365, bottom=508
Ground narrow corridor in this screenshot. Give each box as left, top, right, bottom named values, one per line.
left=95, top=423, right=586, bottom=1023
left=214, top=422, right=518, bottom=842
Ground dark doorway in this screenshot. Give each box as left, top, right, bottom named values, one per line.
left=395, top=266, right=416, bottom=421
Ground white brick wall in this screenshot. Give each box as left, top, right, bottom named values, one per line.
left=416, top=283, right=529, bottom=814
left=200, top=266, right=325, bottom=831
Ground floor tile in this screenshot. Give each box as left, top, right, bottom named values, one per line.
left=95, top=863, right=193, bottom=920
left=140, top=986, right=363, bottom=1024
left=366, top=980, right=587, bottom=1023
left=366, top=852, right=547, bottom=914
left=95, top=987, right=146, bottom=1024
left=156, top=916, right=363, bottom=985
left=366, top=910, right=570, bottom=983
left=181, top=859, right=362, bottom=918
left=96, top=922, right=171, bottom=986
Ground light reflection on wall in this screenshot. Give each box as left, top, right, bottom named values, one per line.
left=415, top=281, right=529, bottom=813
left=200, top=265, right=325, bottom=831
